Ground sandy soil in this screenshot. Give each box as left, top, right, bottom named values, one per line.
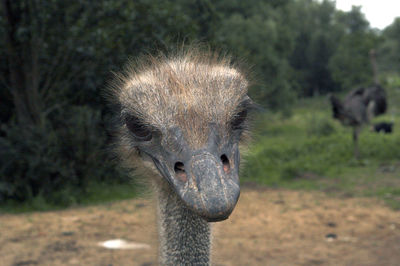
left=1, top=186, right=399, bottom=266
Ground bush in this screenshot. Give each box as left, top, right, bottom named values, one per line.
left=306, top=114, right=336, bottom=137
left=0, top=106, right=127, bottom=206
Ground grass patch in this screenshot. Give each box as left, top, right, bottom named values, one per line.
left=0, top=181, right=143, bottom=213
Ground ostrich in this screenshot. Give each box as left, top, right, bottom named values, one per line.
left=372, top=122, right=393, bottom=133
left=329, top=50, right=387, bottom=158
left=329, top=85, right=387, bottom=158
left=108, top=49, right=253, bottom=265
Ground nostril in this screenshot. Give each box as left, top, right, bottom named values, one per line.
left=174, top=162, right=185, bottom=172
left=221, top=154, right=230, bottom=173
left=174, top=162, right=187, bottom=182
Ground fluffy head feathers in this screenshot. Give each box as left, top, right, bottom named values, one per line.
left=110, top=49, right=250, bottom=149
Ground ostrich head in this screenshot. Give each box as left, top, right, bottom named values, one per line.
left=111, top=50, right=252, bottom=222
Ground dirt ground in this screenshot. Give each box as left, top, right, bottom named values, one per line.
left=1, top=186, right=399, bottom=266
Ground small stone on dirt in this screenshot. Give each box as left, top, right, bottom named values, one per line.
left=325, top=233, right=337, bottom=242
left=327, top=222, right=336, bottom=227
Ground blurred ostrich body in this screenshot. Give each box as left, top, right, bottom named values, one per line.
left=329, top=50, right=387, bottom=158
left=109, top=49, right=252, bottom=265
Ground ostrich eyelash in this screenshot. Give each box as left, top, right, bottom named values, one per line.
left=124, top=114, right=153, bottom=141
left=231, top=109, right=248, bottom=130
left=231, top=97, right=256, bottom=130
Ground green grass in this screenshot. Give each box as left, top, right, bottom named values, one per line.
left=242, top=85, right=400, bottom=209
left=0, top=181, right=143, bottom=213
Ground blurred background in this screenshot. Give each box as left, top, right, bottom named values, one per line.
left=1, top=0, right=399, bottom=265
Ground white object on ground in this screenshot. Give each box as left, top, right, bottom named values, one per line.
left=98, top=239, right=150, bottom=250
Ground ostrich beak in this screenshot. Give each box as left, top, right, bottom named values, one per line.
left=146, top=126, right=241, bottom=222
left=151, top=146, right=240, bottom=223
left=182, top=152, right=240, bottom=222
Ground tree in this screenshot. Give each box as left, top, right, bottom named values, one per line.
left=379, top=18, right=400, bottom=73
left=214, top=1, right=295, bottom=109
left=329, top=6, right=379, bottom=89
left=288, top=0, right=341, bottom=96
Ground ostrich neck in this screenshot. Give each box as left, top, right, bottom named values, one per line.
left=156, top=183, right=211, bottom=265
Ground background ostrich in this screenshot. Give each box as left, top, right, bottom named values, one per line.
left=372, top=121, right=393, bottom=133
left=109, top=49, right=252, bottom=265
left=329, top=50, right=387, bottom=158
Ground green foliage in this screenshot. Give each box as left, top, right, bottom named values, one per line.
left=334, top=6, right=370, bottom=34
left=288, top=0, right=340, bottom=96
left=0, top=106, right=130, bottom=206
left=379, top=18, right=400, bottom=73
left=328, top=7, right=379, bottom=89
left=214, top=1, right=296, bottom=109
left=306, top=114, right=336, bottom=137
left=328, top=32, right=378, bottom=89
left=385, top=74, right=400, bottom=89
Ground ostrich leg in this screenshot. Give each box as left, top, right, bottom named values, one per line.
left=353, top=126, right=360, bottom=159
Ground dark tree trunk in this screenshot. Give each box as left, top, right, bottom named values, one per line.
left=2, top=0, right=43, bottom=127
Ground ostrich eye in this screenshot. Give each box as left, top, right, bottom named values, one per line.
left=125, top=115, right=152, bottom=141
left=231, top=109, right=247, bottom=130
